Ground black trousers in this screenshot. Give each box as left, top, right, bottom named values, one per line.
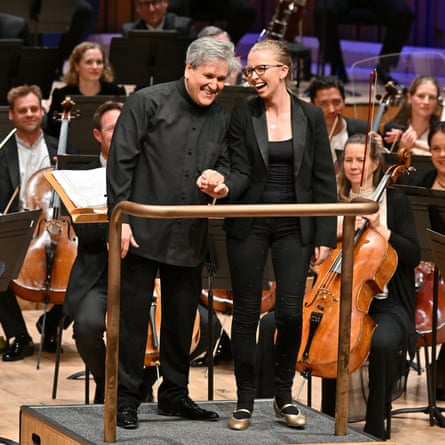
left=227, top=217, right=312, bottom=410
left=313, top=0, right=414, bottom=70
left=117, top=252, right=202, bottom=410
left=71, top=278, right=107, bottom=387
left=322, top=310, right=405, bottom=440
left=0, top=287, right=30, bottom=340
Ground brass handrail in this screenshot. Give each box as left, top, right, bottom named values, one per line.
left=104, top=200, right=379, bottom=442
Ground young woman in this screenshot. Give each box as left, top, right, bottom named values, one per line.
left=323, top=134, right=420, bottom=440
left=224, top=39, right=338, bottom=430
left=45, top=41, right=126, bottom=138
left=384, top=75, right=441, bottom=155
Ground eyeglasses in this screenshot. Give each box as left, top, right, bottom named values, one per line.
left=138, top=0, right=163, bottom=8
left=242, top=64, right=284, bottom=78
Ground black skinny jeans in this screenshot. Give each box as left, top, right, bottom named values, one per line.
left=227, top=217, right=312, bottom=410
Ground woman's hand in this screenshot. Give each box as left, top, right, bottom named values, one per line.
left=312, top=246, right=333, bottom=266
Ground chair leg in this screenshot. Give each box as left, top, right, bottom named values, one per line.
left=51, top=315, right=65, bottom=399
left=36, top=303, right=49, bottom=370
left=84, top=367, right=90, bottom=404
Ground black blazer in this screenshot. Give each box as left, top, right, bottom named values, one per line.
left=224, top=94, right=338, bottom=248
left=0, top=133, right=60, bottom=212
left=63, top=157, right=108, bottom=319
left=345, top=116, right=368, bottom=136
left=122, top=12, right=197, bottom=39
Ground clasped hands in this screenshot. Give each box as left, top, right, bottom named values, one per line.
left=196, top=169, right=229, bottom=200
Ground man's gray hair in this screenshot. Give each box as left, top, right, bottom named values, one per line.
left=186, top=36, right=240, bottom=75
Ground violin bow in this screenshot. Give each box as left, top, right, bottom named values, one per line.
left=2, top=187, right=19, bottom=215
left=360, top=70, right=378, bottom=191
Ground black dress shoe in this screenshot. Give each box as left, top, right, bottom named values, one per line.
left=117, top=406, right=138, bottom=429
left=2, top=335, right=34, bottom=361
left=158, top=396, right=219, bottom=421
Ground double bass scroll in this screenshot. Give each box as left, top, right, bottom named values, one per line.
left=258, top=0, right=306, bottom=42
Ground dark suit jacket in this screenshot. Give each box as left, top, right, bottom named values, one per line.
left=0, top=133, right=60, bottom=212
left=122, top=12, right=197, bottom=39
left=0, top=13, right=31, bottom=44
left=224, top=94, right=338, bottom=248
left=345, top=116, right=368, bottom=136
left=63, top=157, right=108, bottom=319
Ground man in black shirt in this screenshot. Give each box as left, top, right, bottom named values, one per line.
left=107, top=36, right=240, bottom=429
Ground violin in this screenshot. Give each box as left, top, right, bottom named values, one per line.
left=145, top=279, right=201, bottom=367
left=10, top=98, right=78, bottom=305
left=199, top=281, right=276, bottom=315
left=296, top=149, right=412, bottom=378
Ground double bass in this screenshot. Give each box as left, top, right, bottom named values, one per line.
left=296, top=150, right=411, bottom=378
left=10, top=98, right=78, bottom=365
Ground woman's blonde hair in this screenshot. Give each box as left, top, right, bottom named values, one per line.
left=63, top=41, right=115, bottom=85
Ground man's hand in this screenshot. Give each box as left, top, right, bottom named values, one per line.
left=121, top=223, right=139, bottom=258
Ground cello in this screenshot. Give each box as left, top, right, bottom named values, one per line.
left=415, top=261, right=445, bottom=348
left=10, top=97, right=78, bottom=366
left=296, top=149, right=411, bottom=378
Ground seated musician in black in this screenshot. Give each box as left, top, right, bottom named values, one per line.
left=406, top=121, right=445, bottom=401
left=122, top=0, right=197, bottom=39
left=62, top=100, right=122, bottom=403
left=0, top=84, right=77, bottom=361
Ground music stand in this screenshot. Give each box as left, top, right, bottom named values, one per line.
left=202, top=219, right=275, bottom=400
left=391, top=184, right=445, bottom=428
left=0, top=210, right=41, bottom=292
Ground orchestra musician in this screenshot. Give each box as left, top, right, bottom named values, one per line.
left=384, top=75, right=441, bottom=155
left=307, top=76, right=374, bottom=168
left=122, top=0, right=197, bottom=39
left=312, top=0, right=414, bottom=84
left=62, top=100, right=122, bottom=404
left=0, top=85, right=77, bottom=361
left=322, top=134, right=420, bottom=440
left=167, top=0, right=257, bottom=44
left=224, top=39, right=337, bottom=431
left=406, top=121, right=445, bottom=402
left=45, top=41, right=126, bottom=139
left=106, top=37, right=239, bottom=430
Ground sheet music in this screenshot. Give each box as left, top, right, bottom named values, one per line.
left=52, top=168, right=106, bottom=209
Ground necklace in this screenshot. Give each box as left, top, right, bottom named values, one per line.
left=436, top=179, right=445, bottom=189
left=270, top=123, right=276, bottom=130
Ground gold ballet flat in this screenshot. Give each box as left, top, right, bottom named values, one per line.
left=273, top=401, right=306, bottom=428
left=228, top=408, right=252, bottom=430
